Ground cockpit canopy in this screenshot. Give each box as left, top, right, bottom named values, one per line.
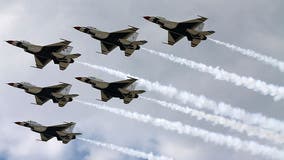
left=26, top=121, right=41, bottom=126
left=20, top=82, right=34, bottom=87
left=157, top=16, right=166, bottom=20
left=20, top=40, right=31, bottom=44
left=89, top=77, right=103, bottom=82
left=86, top=26, right=96, bottom=30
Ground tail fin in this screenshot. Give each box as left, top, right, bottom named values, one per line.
left=127, top=32, right=139, bottom=42
left=60, top=85, right=72, bottom=94
left=65, top=122, right=76, bottom=133
left=60, top=46, right=73, bottom=55
left=195, top=23, right=204, bottom=32
left=124, top=40, right=147, bottom=57
left=127, top=83, right=137, bottom=90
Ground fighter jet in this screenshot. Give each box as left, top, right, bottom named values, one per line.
left=7, top=82, right=78, bottom=107
left=74, top=26, right=147, bottom=56
left=143, top=15, right=215, bottom=47
left=6, top=39, right=81, bottom=70
left=15, top=121, right=81, bottom=144
left=75, top=76, right=145, bottom=104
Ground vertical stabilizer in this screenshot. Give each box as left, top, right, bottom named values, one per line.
left=65, top=122, right=76, bottom=133
left=127, top=32, right=139, bottom=42
left=60, top=85, right=72, bottom=94
left=195, top=23, right=204, bottom=32
left=60, top=46, right=73, bottom=55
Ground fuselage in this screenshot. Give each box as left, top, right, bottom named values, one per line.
left=144, top=16, right=208, bottom=41
left=8, top=82, right=70, bottom=103
left=6, top=41, right=75, bottom=63
left=75, top=27, right=132, bottom=49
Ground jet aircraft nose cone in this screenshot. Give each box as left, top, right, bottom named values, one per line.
left=7, top=83, right=15, bottom=86
left=6, top=40, right=15, bottom=44
left=14, top=122, right=22, bottom=125
left=143, top=16, right=151, bottom=20
left=75, top=77, right=82, bottom=80
left=74, top=26, right=81, bottom=30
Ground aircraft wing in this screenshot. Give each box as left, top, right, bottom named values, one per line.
left=109, top=27, right=139, bottom=40
left=42, top=40, right=71, bottom=53
left=40, top=133, right=54, bottom=141
left=101, top=91, right=112, bottom=102
left=109, top=77, right=138, bottom=89
left=167, top=31, right=185, bottom=45
left=191, top=39, right=201, bottom=47
left=35, top=96, right=50, bottom=105
left=34, top=56, right=52, bottom=69
left=100, top=42, right=117, bottom=55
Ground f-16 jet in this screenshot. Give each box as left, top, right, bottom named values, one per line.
left=75, top=76, right=145, bottom=104
left=143, top=15, right=215, bottom=47
left=7, top=82, right=78, bottom=107
left=6, top=39, right=81, bottom=70
left=15, top=121, right=81, bottom=144
left=74, top=26, right=147, bottom=56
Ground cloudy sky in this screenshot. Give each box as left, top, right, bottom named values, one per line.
left=1, top=0, right=284, bottom=160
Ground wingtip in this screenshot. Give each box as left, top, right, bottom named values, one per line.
left=197, top=15, right=208, bottom=20
left=128, top=25, right=139, bottom=30
left=127, top=76, right=138, bottom=80
left=60, top=38, right=71, bottom=42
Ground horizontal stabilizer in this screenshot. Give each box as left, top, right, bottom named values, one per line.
left=59, top=62, right=69, bottom=70
left=123, top=97, right=133, bottom=104
left=65, top=53, right=81, bottom=59
left=200, top=30, right=215, bottom=36
left=64, top=94, right=79, bottom=98
left=132, top=40, right=147, bottom=45
left=60, top=46, right=73, bottom=55
left=125, top=49, right=135, bottom=57
left=131, top=90, right=145, bottom=95
left=53, top=52, right=81, bottom=59
left=187, top=29, right=199, bottom=35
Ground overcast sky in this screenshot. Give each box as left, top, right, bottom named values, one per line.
left=1, top=0, right=284, bottom=160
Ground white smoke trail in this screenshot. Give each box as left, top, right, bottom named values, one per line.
left=75, top=100, right=284, bottom=160
left=141, top=96, right=284, bottom=144
left=78, top=137, right=173, bottom=160
left=209, top=38, right=284, bottom=73
left=141, top=48, right=284, bottom=101
left=76, top=61, right=284, bottom=134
